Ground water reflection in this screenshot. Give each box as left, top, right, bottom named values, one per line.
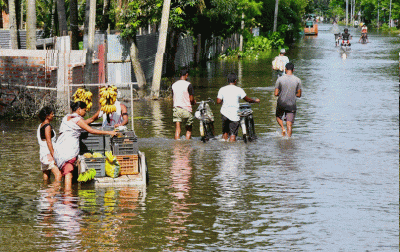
left=36, top=183, right=82, bottom=250
left=166, top=142, right=196, bottom=244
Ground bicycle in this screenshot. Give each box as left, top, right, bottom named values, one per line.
left=194, top=98, right=215, bottom=143
left=238, top=103, right=257, bottom=143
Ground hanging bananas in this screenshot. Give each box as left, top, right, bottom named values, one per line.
left=73, top=87, right=93, bottom=110
left=99, top=86, right=118, bottom=114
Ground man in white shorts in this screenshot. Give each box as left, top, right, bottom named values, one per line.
left=172, top=68, right=196, bottom=140
left=217, top=73, right=260, bottom=142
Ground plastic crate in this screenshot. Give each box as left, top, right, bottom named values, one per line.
left=81, top=133, right=111, bottom=154
left=112, top=131, right=138, bottom=143
left=111, top=141, right=138, bottom=155
left=116, top=154, right=139, bottom=175
left=84, top=157, right=106, bottom=177
left=111, top=131, right=138, bottom=155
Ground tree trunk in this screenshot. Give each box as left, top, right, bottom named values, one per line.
left=165, top=30, right=179, bottom=77
left=84, top=0, right=96, bottom=84
left=130, top=40, right=146, bottom=89
left=9, top=0, right=18, bottom=49
left=100, top=0, right=110, bottom=31
left=26, top=0, right=36, bottom=49
left=70, top=0, right=79, bottom=50
left=151, top=0, right=171, bottom=98
left=57, top=0, right=68, bottom=36
left=273, top=0, right=279, bottom=32
left=84, top=0, right=90, bottom=36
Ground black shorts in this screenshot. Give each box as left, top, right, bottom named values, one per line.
left=276, top=106, right=296, bottom=123
left=221, top=114, right=240, bottom=136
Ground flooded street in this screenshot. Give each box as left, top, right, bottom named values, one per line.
left=0, top=24, right=398, bottom=251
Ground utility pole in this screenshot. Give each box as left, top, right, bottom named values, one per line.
left=85, top=0, right=96, bottom=84
left=239, top=12, right=245, bottom=51
left=151, top=0, right=171, bottom=99
left=377, top=0, right=380, bottom=30
left=346, top=0, right=349, bottom=26
left=389, top=0, right=392, bottom=27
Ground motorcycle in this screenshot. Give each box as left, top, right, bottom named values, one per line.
left=341, top=39, right=351, bottom=51
left=194, top=98, right=215, bottom=143
left=238, top=103, right=257, bottom=143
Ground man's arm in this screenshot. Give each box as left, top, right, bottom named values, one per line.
left=243, top=96, right=260, bottom=103
left=118, top=104, right=129, bottom=126
left=189, top=95, right=196, bottom=105
left=188, top=84, right=196, bottom=105
left=296, top=89, right=302, bottom=98
left=274, top=88, right=280, bottom=97
left=84, top=107, right=101, bottom=124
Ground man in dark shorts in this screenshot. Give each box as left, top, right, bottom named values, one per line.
left=217, top=73, right=260, bottom=142
left=274, top=62, right=302, bottom=137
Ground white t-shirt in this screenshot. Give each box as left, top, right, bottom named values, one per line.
left=217, top=85, right=246, bottom=121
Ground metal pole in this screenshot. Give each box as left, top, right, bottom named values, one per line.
left=130, top=83, right=135, bottom=132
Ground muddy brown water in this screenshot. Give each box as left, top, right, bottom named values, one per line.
left=0, top=24, right=398, bottom=250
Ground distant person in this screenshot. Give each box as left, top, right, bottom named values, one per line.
left=272, top=49, right=290, bottom=77
left=37, top=106, right=61, bottom=182
left=172, top=68, right=196, bottom=140
left=54, top=101, right=117, bottom=192
left=217, top=72, right=260, bottom=142
left=274, top=62, right=302, bottom=137
left=98, top=87, right=129, bottom=128
left=340, top=28, right=352, bottom=45
left=358, top=24, right=369, bottom=43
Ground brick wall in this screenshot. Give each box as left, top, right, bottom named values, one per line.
left=0, top=55, right=57, bottom=87
left=68, top=61, right=100, bottom=85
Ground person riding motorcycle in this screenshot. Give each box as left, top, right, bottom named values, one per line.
left=358, top=24, right=369, bottom=43
left=339, top=28, right=352, bottom=46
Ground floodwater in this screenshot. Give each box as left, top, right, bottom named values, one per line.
left=0, top=24, right=398, bottom=251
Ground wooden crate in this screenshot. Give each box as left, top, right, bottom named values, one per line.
left=116, top=154, right=139, bottom=175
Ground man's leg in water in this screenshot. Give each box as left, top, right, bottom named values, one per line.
left=175, top=122, right=181, bottom=140
left=287, top=121, right=293, bottom=137
left=276, top=117, right=286, bottom=136
left=185, top=125, right=192, bottom=139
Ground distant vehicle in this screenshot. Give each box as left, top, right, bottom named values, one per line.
left=341, top=40, right=351, bottom=51
left=304, top=14, right=318, bottom=36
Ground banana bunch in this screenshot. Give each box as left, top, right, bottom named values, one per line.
left=78, top=168, right=97, bottom=182
left=92, top=152, right=103, bottom=158
left=73, top=87, right=93, bottom=110
left=99, top=86, right=118, bottom=114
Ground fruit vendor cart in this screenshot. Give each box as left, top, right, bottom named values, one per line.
left=67, top=83, right=148, bottom=188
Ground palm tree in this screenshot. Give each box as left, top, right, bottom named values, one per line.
left=26, top=0, right=37, bottom=49
left=9, top=0, right=18, bottom=49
